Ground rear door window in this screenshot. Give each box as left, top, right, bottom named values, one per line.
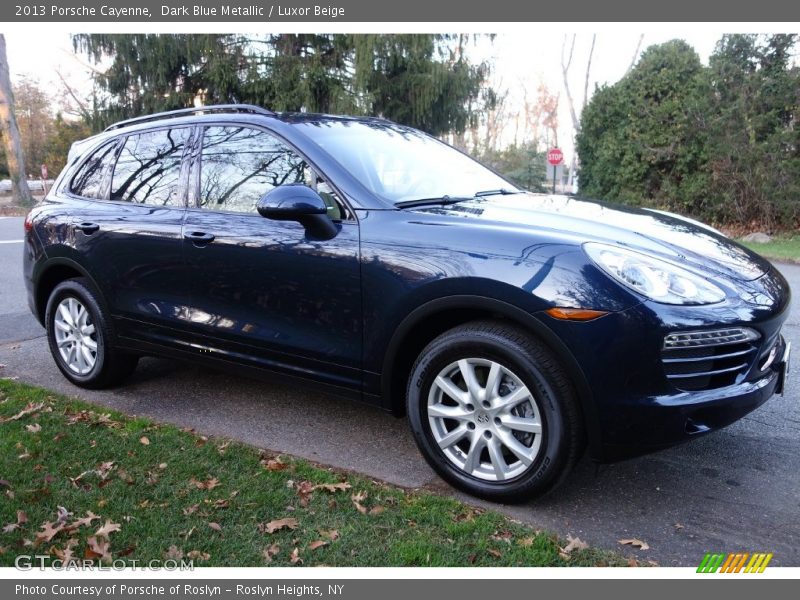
left=110, top=127, right=191, bottom=206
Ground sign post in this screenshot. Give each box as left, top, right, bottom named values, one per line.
left=40, top=164, right=48, bottom=196
left=547, top=148, right=564, bottom=194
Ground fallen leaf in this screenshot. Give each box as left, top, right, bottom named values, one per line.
left=35, top=521, right=64, bottom=544
left=164, top=545, right=183, bottom=560
left=209, top=499, right=229, bottom=509
left=308, top=540, right=328, bottom=551
left=315, top=482, right=351, bottom=493
left=351, top=491, right=368, bottom=514
left=187, top=550, right=210, bottom=561
left=53, top=538, right=79, bottom=565
left=290, top=547, right=303, bottom=565
left=674, top=523, right=684, bottom=530
left=487, top=548, right=502, bottom=558
left=628, top=557, right=639, bottom=567
left=518, top=537, right=535, bottom=547
left=67, top=512, right=99, bottom=532
left=16, top=511, right=27, bottom=526
left=559, top=534, right=589, bottom=559
left=262, top=544, right=280, bottom=563
left=158, top=463, right=168, bottom=470
left=183, top=504, right=200, bottom=516
left=263, top=458, right=288, bottom=471
left=1, top=402, right=45, bottom=423
left=217, top=441, right=231, bottom=455
left=618, top=538, right=650, bottom=551
left=369, top=506, right=385, bottom=515
left=139, top=436, right=150, bottom=446
left=319, top=529, right=339, bottom=541
left=190, top=477, right=221, bottom=490
left=54, top=507, right=73, bottom=527
left=95, top=520, right=121, bottom=538
left=208, top=522, right=222, bottom=532
left=296, top=481, right=315, bottom=507
left=260, top=517, right=299, bottom=534
left=25, top=424, right=41, bottom=433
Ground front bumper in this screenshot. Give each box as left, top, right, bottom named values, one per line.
left=600, top=335, right=789, bottom=461
left=539, top=263, right=792, bottom=462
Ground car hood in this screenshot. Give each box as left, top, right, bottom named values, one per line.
left=412, top=193, right=770, bottom=282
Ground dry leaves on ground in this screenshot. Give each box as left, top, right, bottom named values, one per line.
left=1, top=402, right=45, bottom=423
left=190, top=477, right=221, bottom=490
left=559, top=534, right=589, bottom=560
left=262, top=544, right=280, bottom=563
left=618, top=538, right=650, bottom=551
left=259, top=517, right=299, bottom=534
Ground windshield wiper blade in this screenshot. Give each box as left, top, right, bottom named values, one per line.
left=474, top=188, right=523, bottom=197
left=395, top=195, right=474, bottom=209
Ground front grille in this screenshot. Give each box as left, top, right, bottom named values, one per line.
left=662, top=327, right=760, bottom=391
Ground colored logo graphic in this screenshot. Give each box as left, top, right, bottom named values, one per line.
left=697, top=553, right=773, bottom=573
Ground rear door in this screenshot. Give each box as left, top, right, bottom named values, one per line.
left=181, top=124, right=362, bottom=390
left=69, top=126, right=195, bottom=343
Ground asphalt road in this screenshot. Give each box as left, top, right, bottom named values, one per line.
left=1, top=215, right=798, bottom=566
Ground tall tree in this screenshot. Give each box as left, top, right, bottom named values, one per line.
left=0, top=34, right=33, bottom=206
left=73, top=34, right=492, bottom=138
left=702, top=34, right=800, bottom=228
left=13, top=76, right=53, bottom=174
left=577, top=40, right=708, bottom=213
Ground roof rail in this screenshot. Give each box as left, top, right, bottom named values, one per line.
left=103, top=104, right=275, bottom=132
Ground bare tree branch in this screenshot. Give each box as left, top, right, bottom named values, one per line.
left=582, top=34, right=596, bottom=112
left=56, top=70, right=92, bottom=122
left=561, top=34, right=580, bottom=133
left=625, top=34, right=644, bottom=76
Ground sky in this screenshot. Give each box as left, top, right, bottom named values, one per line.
left=2, top=30, right=722, bottom=163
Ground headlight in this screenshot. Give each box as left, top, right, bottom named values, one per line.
left=584, top=243, right=725, bottom=305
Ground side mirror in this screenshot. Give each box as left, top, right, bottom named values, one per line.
left=256, top=184, right=338, bottom=240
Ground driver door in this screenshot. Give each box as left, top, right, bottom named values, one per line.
left=181, top=124, right=362, bottom=391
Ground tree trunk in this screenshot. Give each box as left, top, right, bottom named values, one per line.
left=0, top=34, right=33, bottom=207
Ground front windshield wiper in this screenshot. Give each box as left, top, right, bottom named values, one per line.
left=474, top=188, right=523, bottom=197
left=395, top=195, right=474, bottom=209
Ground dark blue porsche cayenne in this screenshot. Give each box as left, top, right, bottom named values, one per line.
left=23, top=104, right=791, bottom=501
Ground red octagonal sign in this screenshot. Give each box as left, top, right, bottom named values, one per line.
left=547, top=148, right=564, bottom=165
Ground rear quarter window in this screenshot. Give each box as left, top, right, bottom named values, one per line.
left=69, top=141, right=119, bottom=199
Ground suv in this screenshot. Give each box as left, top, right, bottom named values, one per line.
left=24, top=105, right=791, bottom=501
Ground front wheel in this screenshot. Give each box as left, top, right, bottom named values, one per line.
left=406, top=320, right=584, bottom=502
left=45, top=278, right=138, bottom=389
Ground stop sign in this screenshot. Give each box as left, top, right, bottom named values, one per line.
left=547, top=148, right=564, bottom=165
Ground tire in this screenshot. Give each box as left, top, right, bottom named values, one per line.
left=45, top=278, right=138, bottom=389
left=406, top=320, right=584, bottom=502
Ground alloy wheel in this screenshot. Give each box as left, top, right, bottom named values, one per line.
left=53, top=297, right=98, bottom=375
left=427, top=358, right=544, bottom=481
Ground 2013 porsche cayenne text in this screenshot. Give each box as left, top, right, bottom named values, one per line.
left=23, top=104, right=791, bottom=501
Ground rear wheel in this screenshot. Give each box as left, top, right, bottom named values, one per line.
left=406, top=320, right=584, bottom=502
left=45, top=278, right=138, bottom=389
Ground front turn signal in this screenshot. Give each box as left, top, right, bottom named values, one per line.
left=545, top=307, right=609, bottom=321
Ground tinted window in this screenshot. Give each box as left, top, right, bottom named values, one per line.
left=110, top=128, right=190, bottom=206
left=198, top=126, right=306, bottom=213
left=70, top=141, right=118, bottom=199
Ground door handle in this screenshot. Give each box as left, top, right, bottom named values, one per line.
left=184, top=231, right=215, bottom=245
left=75, top=222, right=99, bottom=234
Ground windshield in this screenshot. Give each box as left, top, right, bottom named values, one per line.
left=294, top=120, right=517, bottom=204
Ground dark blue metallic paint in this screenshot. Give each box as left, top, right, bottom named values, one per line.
left=24, top=111, right=791, bottom=463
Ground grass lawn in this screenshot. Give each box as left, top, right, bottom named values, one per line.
left=0, top=379, right=629, bottom=567
left=739, top=236, right=800, bottom=264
